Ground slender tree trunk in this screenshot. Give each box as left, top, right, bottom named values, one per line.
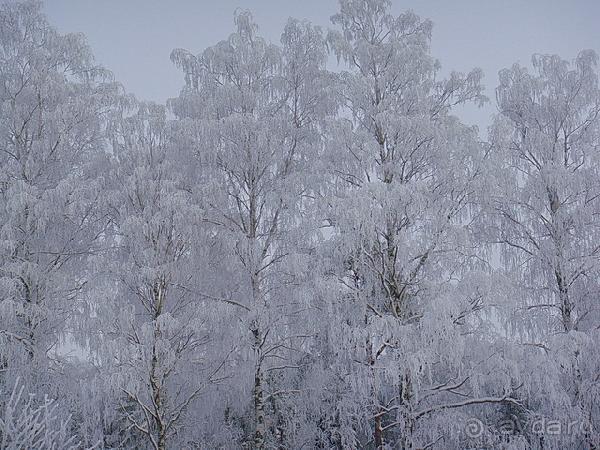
left=150, top=280, right=167, bottom=450
left=251, top=323, right=266, bottom=450
left=250, top=271, right=266, bottom=450
left=150, top=337, right=167, bottom=450
left=157, top=431, right=167, bottom=450
left=555, top=268, right=573, bottom=332
left=366, top=320, right=384, bottom=448
left=374, top=414, right=383, bottom=448
left=254, top=365, right=266, bottom=450
left=247, top=180, right=267, bottom=450
left=399, top=371, right=414, bottom=449
left=548, top=185, right=574, bottom=332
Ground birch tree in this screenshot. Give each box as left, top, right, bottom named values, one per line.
left=92, top=101, right=227, bottom=450
left=170, top=12, right=335, bottom=448
left=0, top=0, right=115, bottom=398
left=322, top=0, right=523, bottom=447
left=1, top=1, right=598, bottom=448
left=489, top=50, right=600, bottom=448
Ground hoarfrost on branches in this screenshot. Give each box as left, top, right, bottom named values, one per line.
left=0, top=0, right=598, bottom=449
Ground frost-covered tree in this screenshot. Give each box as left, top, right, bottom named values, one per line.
left=492, top=50, right=600, bottom=334
left=170, top=12, right=335, bottom=449
left=87, top=101, right=229, bottom=450
left=0, top=378, right=78, bottom=450
left=0, top=0, right=115, bottom=405
left=488, top=50, right=600, bottom=448
left=318, top=0, right=525, bottom=448
left=1, top=1, right=598, bottom=448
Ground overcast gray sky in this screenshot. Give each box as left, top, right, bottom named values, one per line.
left=44, top=0, right=600, bottom=134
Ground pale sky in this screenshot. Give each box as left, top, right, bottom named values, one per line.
left=44, top=0, right=600, bottom=134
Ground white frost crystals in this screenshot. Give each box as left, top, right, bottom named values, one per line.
left=0, top=0, right=598, bottom=449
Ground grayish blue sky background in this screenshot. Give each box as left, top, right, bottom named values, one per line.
left=44, top=0, right=600, bottom=134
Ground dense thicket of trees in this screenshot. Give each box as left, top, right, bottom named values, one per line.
left=0, top=0, right=598, bottom=449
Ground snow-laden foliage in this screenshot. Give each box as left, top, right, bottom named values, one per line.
left=0, top=378, right=78, bottom=450
left=0, top=0, right=598, bottom=449
left=0, top=0, right=117, bottom=434
left=484, top=49, right=600, bottom=449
